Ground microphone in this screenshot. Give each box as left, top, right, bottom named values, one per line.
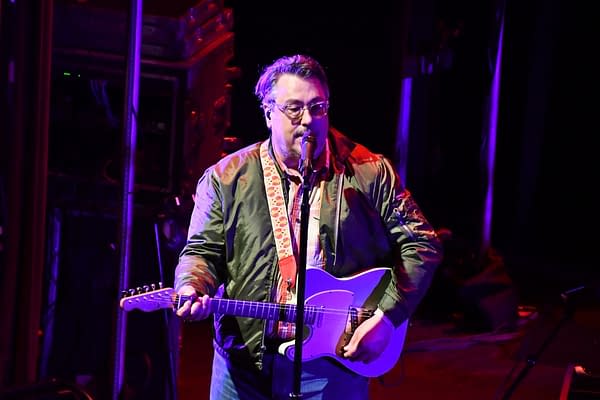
left=561, top=285, right=586, bottom=303
left=299, top=134, right=316, bottom=177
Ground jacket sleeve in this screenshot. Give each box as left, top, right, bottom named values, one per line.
left=174, top=167, right=223, bottom=296
left=376, top=158, right=444, bottom=327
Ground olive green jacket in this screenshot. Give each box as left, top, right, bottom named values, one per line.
left=175, top=128, right=443, bottom=369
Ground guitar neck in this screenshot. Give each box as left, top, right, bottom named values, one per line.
left=176, top=295, right=315, bottom=324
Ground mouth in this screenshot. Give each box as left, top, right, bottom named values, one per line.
left=294, top=129, right=313, bottom=140
left=292, top=135, right=306, bottom=146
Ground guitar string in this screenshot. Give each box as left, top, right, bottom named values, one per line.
left=175, top=295, right=376, bottom=317
left=129, top=296, right=376, bottom=317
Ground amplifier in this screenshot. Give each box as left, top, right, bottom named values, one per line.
left=50, top=32, right=236, bottom=199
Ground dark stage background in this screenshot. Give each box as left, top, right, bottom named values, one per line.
left=1, top=0, right=598, bottom=398
left=227, top=0, right=597, bottom=294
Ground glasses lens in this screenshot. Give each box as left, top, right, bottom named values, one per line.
left=308, top=102, right=328, bottom=117
left=285, top=104, right=303, bottom=119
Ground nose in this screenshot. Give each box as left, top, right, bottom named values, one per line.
left=299, top=106, right=313, bottom=125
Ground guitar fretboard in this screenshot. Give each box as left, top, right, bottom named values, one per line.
left=175, top=295, right=319, bottom=325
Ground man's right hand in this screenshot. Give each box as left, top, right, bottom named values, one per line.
left=175, top=285, right=212, bottom=321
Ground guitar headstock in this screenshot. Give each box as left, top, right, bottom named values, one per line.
left=120, top=285, right=175, bottom=312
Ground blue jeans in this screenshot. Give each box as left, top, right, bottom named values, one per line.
left=210, top=349, right=369, bottom=400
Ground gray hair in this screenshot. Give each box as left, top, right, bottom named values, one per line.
left=254, top=54, right=330, bottom=105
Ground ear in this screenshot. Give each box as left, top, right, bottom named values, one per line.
left=263, top=106, right=272, bottom=128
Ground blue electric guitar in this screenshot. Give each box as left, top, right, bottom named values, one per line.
left=120, top=267, right=408, bottom=377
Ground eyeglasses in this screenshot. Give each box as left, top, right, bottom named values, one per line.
left=272, top=100, right=329, bottom=120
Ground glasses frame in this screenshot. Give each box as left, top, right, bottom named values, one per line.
left=270, top=100, right=330, bottom=121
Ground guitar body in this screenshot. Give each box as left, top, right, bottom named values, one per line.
left=279, top=268, right=408, bottom=377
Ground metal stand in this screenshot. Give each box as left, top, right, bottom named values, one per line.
left=290, top=135, right=316, bottom=398
left=496, top=286, right=585, bottom=400
left=153, top=221, right=178, bottom=400
left=112, top=1, right=142, bottom=399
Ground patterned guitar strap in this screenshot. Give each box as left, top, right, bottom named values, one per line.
left=259, top=140, right=297, bottom=310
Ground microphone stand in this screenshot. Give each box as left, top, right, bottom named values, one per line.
left=290, top=135, right=316, bottom=398
left=495, top=286, right=584, bottom=400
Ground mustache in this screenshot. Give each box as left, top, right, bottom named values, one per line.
left=293, top=127, right=312, bottom=138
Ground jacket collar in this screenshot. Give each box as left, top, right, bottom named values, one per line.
left=328, top=127, right=356, bottom=175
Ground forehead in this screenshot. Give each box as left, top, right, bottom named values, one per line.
left=271, top=74, right=327, bottom=102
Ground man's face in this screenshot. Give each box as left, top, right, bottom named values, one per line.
left=266, top=74, right=329, bottom=170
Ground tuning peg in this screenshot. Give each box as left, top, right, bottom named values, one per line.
left=129, top=288, right=135, bottom=296
left=143, top=285, right=150, bottom=292
left=136, top=287, right=142, bottom=294
left=151, top=283, right=156, bottom=290
left=121, top=290, right=128, bottom=298
left=158, top=282, right=164, bottom=289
